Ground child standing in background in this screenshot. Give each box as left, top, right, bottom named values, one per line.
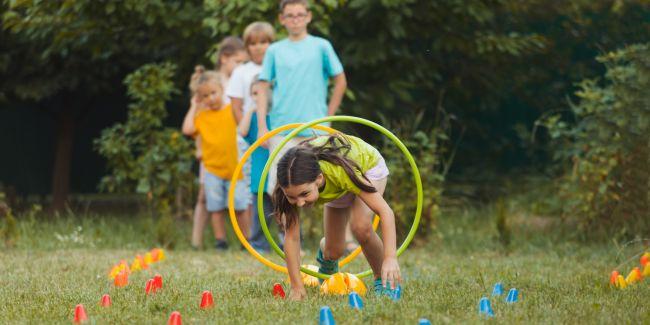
left=183, top=66, right=249, bottom=250
left=226, top=22, right=276, bottom=251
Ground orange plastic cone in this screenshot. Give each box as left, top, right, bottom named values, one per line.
left=153, top=274, right=163, bottom=290
left=100, top=294, right=111, bottom=307
left=609, top=270, right=619, bottom=285
left=73, top=304, right=88, bottom=323
left=114, top=270, right=129, bottom=287
left=272, top=283, right=286, bottom=298
left=641, top=253, right=649, bottom=267
left=145, top=279, right=155, bottom=295
left=168, top=311, right=182, bottom=325
left=151, top=248, right=161, bottom=262
left=200, top=291, right=214, bottom=309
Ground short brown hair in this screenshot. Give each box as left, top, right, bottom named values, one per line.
left=215, top=36, right=245, bottom=67
left=243, top=22, right=275, bottom=47
left=280, top=0, right=309, bottom=12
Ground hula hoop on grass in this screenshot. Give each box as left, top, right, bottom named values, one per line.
left=258, top=116, right=423, bottom=280
left=227, top=123, right=380, bottom=277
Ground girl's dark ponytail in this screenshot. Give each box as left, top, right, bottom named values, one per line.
left=272, top=183, right=298, bottom=230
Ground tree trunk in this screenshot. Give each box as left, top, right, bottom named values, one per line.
left=50, top=108, right=75, bottom=212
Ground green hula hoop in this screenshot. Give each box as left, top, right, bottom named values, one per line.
left=258, top=115, right=423, bottom=280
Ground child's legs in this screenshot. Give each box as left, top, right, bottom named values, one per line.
left=231, top=177, right=252, bottom=239
left=321, top=206, right=350, bottom=260
left=191, top=184, right=208, bottom=248
left=203, top=170, right=229, bottom=241
left=249, top=192, right=274, bottom=250
left=350, top=177, right=387, bottom=279
left=210, top=210, right=227, bottom=240
left=266, top=135, right=308, bottom=196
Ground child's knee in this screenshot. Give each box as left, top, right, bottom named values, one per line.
left=322, top=238, right=345, bottom=260
left=351, top=222, right=373, bottom=243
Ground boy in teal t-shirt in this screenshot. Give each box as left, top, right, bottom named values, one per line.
left=256, top=0, right=347, bottom=195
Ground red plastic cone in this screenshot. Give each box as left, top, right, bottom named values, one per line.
left=168, top=311, right=182, bottom=325
left=100, top=294, right=112, bottom=307
left=153, top=274, right=163, bottom=290
left=200, top=290, right=214, bottom=309
left=145, top=279, right=155, bottom=295
left=73, top=304, right=88, bottom=323
left=272, top=283, right=286, bottom=298
left=610, top=270, right=619, bottom=285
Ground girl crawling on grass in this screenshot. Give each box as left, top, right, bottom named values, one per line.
left=273, top=134, right=401, bottom=300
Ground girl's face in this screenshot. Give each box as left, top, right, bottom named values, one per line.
left=196, top=81, right=222, bottom=110
left=250, top=83, right=263, bottom=106
left=282, top=174, right=323, bottom=208
left=220, top=50, right=248, bottom=76
left=247, top=37, right=270, bottom=64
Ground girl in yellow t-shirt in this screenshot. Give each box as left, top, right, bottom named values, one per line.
left=273, top=134, right=401, bottom=300
left=182, top=66, right=249, bottom=251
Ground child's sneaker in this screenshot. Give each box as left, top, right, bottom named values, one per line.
left=215, top=240, right=228, bottom=251
left=373, top=278, right=401, bottom=299
left=316, top=248, right=338, bottom=284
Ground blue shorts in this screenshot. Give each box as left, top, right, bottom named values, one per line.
left=203, top=170, right=250, bottom=212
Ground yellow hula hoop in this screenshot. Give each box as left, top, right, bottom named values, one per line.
left=227, top=123, right=380, bottom=274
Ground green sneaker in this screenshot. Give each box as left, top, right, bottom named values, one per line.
left=316, top=248, right=339, bottom=284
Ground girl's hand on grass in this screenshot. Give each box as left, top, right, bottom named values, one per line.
left=381, top=257, right=401, bottom=290
left=289, top=286, right=307, bottom=301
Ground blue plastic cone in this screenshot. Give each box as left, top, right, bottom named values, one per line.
left=348, top=292, right=363, bottom=310
left=418, top=318, right=432, bottom=325
left=478, top=297, right=494, bottom=317
left=505, top=288, right=519, bottom=303
left=492, top=282, right=504, bottom=296
left=319, top=306, right=336, bottom=325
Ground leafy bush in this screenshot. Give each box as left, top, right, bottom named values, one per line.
left=95, top=63, right=194, bottom=247
left=540, top=43, right=650, bottom=238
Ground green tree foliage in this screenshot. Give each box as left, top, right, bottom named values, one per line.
left=94, top=63, right=194, bottom=246
left=541, top=43, right=649, bottom=238
left=1, top=0, right=210, bottom=211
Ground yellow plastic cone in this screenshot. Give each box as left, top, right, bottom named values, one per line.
left=144, top=252, right=154, bottom=265
left=320, top=273, right=349, bottom=295
left=625, top=268, right=640, bottom=284
left=346, top=273, right=367, bottom=296
left=643, top=263, right=650, bottom=277
left=131, top=257, right=142, bottom=272
left=617, top=275, right=627, bottom=289
left=286, top=265, right=320, bottom=287
left=157, top=249, right=166, bottom=262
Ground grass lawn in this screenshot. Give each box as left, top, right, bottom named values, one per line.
left=1, top=207, right=649, bottom=324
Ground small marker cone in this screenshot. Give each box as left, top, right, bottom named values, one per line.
left=145, top=252, right=154, bottom=265
left=131, top=257, right=142, bottom=272
left=418, top=319, right=432, bottom=325
left=145, top=279, right=155, bottom=295
left=100, top=294, right=112, bottom=307
left=641, top=254, right=649, bottom=267
left=610, top=271, right=619, bottom=285
left=492, top=282, right=504, bottom=296
left=272, top=283, right=286, bottom=298
left=114, top=270, right=128, bottom=287
left=643, top=263, right=650, bottom=277
left=200, top=291, right=214, bottom=309
left=157, top=249, right=166, bottom=261
left=505, top=288, right=519, bottom=303
left=167, top=311, right=182, bottom=325
left=153, top=274, right=163, bottom=290
left=137, top=255, right=149, bottom=270
left=478, top=297, right=494, bottom=317
left=348, top=292, right=363, bottom=309
left=625, top=268, right=640, bottom=284
left=616, top=275, right=627, bottom=289
left=319, top=306, right=336, bottom=325
left=73, top=304, right=88, bottom=323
